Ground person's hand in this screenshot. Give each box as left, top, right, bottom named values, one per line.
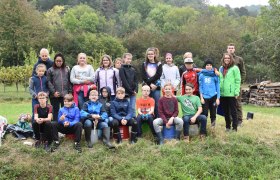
left=121, top=119, right=127, bottom=125
left=235, top=96, right=238, bottom=99
left=216, top=99, right=220, bottom=106
left=166, top=117, right=174, bottom=128
left=214, top=68, right=220, bottom=76
left=64, top=121, right=70, bottom=127
left=60, top=113, right=66, bottom=121
left=36, top=118, right=43, bottom=124
left=190, top=116, right=196, bottom=124
left=54, top=92, right=60, bottom=97
left=201, top=97, right=205, bottom=104
left=150, top=84, right=157, bottom=91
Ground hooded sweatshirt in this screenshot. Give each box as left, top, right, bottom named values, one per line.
left=32, top=57, right=53, bottom=76
left=80, top=100, right=108, bottom=124
left=58, top=103, right=80, bottom=127
left=98, top=86, right=112, bottom=115
left=199, top=69, right=220, bottom=99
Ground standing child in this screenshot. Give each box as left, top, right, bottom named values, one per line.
left=110, top=87, right=138, bottom=144
left=179, top=52, right=193, bottom=76
left=142, top=47, right=162, bottom=118
left=70, top=53, right=95, bottom=109
left=136, top=85, right=156, bottom=138
left=119, top=53, right=138, bottom=117
left=32, top=92, right=53, bottom=151
left=114, top=58, right=123, bottom=70
left=80, top=90, right=114, bottom=149
left=29, top=64, right=49, bottom=122
left=160, top=53, right=180, bottom=95
left=32, top=48, right=53, bottom=76
left=47, top=52, right=72, bottom=121
left=153, top=83, right=183, bottom=145
left=52, top=94, right=83, bottom=153
left=177, top=83, right=207, bottom=142
left=199, top=59, right=220, bottom=127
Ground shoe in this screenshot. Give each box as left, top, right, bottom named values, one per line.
left=237, top=121, right=242, bottom=127
left=130, top=131, right=138, bottom=144
left=103, top=127, right=115, bottom=149
left=74, top=142, right=82, bottom=153
left=51, top=141, right=60, bottom=152
left=211, top=120, right=216, bottom=127
left=44, top=142, right=52, bottom=152
left=175, top=130, right=181, bottom=141
left=225, top=128, right=231, bottom=132
left=183, top=136, right=190, bottom=143
left=200, top=134, right=206, bottom=141
left=114, top=133, right=122, bottom=144
left=34, top=140, right=41, bottom=148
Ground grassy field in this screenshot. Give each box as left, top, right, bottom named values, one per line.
left=1, top=84, right=280, bottom=179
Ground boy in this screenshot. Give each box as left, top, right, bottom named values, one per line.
left=177, top=83, right=207, bottom=142
left=32, top=48, right=53, bottom=76
left=153, top=83, right=183, bottom=145
left=29, top=63, right=49, bottom=122
left=136, top=85, right=156, bottom=138
left=119, top=53, right=138, bottom=117
left=32, top=92, right=53, bottom=151
left=199, top=59, right=220, bottom=127
left=80, top=90, right=114, bottom=149
left=110, top=87, right=138, bottom=144
left=52, top=94, right=83, bottom=153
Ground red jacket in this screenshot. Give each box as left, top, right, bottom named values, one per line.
left=181, top=68, right=200, bottom=95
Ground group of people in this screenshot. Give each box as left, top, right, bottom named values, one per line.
left=29, top=43, right=246, bottom=153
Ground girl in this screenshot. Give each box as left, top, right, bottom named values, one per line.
left=95, top=55, right=120, bottom=100
left=219, top=53, right=241, bottom=132
left=160, top=53, right=180, bottom=95
left=114, top=57, right=122, bottom=70
left=70, top=53, right=95, bottom=109
left=141, top=47, right=162, bottom=118
left=47, top=53, right=72, bottom=121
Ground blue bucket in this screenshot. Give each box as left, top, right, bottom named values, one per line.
left=162, top=125, right=176, bottom=139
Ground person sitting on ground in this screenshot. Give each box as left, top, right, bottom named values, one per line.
left=153, top=83, right=183, bottom=145
left=80, top=90, right=115, bottom=149
left=177, top=83, right=207, bottom=143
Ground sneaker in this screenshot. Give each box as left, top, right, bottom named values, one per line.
left=51, top=141, right=60, bottom=152
left=183, top=136, right=190, bottom=143
left=34, top=140, right=41, bottom=148
left=87, top=141, right=93, bottom=148
left=44, top=142, right=52, bottom=152
left=74, top=142, right=82, bottom=153
left=200, top=134, right=206, bottom=141
left=211, top=120, right=216, bottom=127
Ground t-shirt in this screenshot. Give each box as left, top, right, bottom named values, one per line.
left=146, top=63, right=158, bottom=78
left=177, top=95, right=201, bottom=116
left=136, top=97, right=155, bottom=115
left=34, top=104, right=53, bottom=118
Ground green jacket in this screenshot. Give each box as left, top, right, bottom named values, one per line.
left=219, top=65, right=241, bottom=97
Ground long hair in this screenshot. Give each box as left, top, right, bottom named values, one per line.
left=100, top=54, right=113, bottom=67
left=53, top=52, right=66, bottom=68
left=221, top=53, right=235, bottom=68
left=145, top=47, right=159, bottom=64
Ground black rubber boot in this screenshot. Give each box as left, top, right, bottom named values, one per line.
left=130, top=131, right=138, bottom=144
left=156, top=132, right=164, bottom=145
left=84, top=128, right=93, bottom=148
left=114, top=132, right=122, bottom=144
left=176, top=130, right=181, bottom=140
left=103, top=127, right=115, bottom=149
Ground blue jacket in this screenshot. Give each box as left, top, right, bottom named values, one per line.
left=80, top=100, right=108, bottom=123
left=32, top=57, right=53, bottom=76
left=199, top=69, right=220, bottom=99
left=29, top=75, right=49, bottom=99
left=58, top=103, right=80, bottom=127
left=110, top=98, right=132, bottom=121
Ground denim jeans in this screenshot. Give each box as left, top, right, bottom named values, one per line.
left=150, top=90, right=161, bottom=118
left=78, top=91, right=88, bottom=109
left=84, top=119, right=108, bottom=130
left=183, top=115, right=207, bottom=136
left=128, top=95, right=136, bottom=118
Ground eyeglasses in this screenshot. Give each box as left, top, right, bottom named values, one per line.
left=103, top=59, right=109, bottom=61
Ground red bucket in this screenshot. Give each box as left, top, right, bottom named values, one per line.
left=65, top=133, right=75, bottom=140
left=114, top=125, right=129, bottom=140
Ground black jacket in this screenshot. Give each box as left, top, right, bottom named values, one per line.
left=119, top=64, right=138, bottom=96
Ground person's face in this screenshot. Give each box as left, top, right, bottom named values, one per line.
left=102, top=57, right=110, bottom=67
left=116, top=91, right=125, bottom=99
left=36, top=67, right=45, bottom=77
left=64, top=100, right=73, bottom=107
left=227, top=45, right=235, bottom=54
left=123, top=55, right=132, bottom=64
left=115, top=60, right=122, bottom=69
left=147, top=51, right=155, bottom=61
left=164, top=85, right=172, bottom=96
left=55, top=56, right=63, bottom=68
left=205, top=64, right=212, bottom=70
left=223, top=55, right=231, bottom=65
left=142, top=87, right=150, bottom=97
left=185, top=63, right=193, bottom=69
left=78, top=54, right=86, bottom=65
left=38, top=96, right=47, bottom=105
left=40, top=51, right=49, bottom=61
left=165, top=56, right=173, bottom=65
left=102, top=89, right=109, bottom=98
left=185, top=86, right=194, bottom=95
left=89, top=92, right=98, bottom=102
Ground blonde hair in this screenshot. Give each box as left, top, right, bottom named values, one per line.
left=116, top=87, right=125, bottom=94
left=77, top=53, right=87, bottom=65
left=114, top=57, right=123, bottom=64
left=183, top=52, right=192, bottom=59
left=40, top=48, right=49, bottom=56
left=64, top=94, right=73, bottom=101
left=89, top=90, right=98, bottom=96
left=163, top=82, right=172, bottom=89
left=122, top=53, right=132, bottom=59
left=37, top=92, right=48, bottom=99
left=35, top=63, right=47, bottom=73
left=142, top=85, right=150, bottom=91
left=100, top=54, right=113, bottom=67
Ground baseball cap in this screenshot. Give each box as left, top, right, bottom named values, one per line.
left=184, top=58, right=193, bottom=64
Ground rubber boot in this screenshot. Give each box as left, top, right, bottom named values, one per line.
left=176, top=130, right=181, bottom=141
left=103, top=127, right=115, bottom=149
left=130, top=131, right=138, bottom=144
left=156, top=132, right=163, bottom=145
left=84, top=128, right=93, bottom=148
left=114, top=132, right=122, bottom=144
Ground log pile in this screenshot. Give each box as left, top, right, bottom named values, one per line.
left=249, top=81, right=280, bottom=107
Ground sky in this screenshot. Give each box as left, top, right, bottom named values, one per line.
left=209, top=0, right=269, bottom=8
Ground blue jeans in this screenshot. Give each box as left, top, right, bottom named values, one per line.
left=128, top=95, right=136, bottom=118
left=183, top=115, right=207, bottom=136
left=150, top=90, right=161, bottom=118
left=78, top=91, right=88, bottom=109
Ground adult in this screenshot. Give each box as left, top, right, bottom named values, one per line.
left=32, top=48, right=53, bottom=76
left=227, top=43, right=246, bottom=126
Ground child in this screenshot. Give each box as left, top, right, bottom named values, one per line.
left=136, top=85, right=156, bottom=138
left=219, top=53, right=241, bottom=132
left=142, top=47, right=162, bottom=118
left=95, top=54, right=120, bottom=101
left=80, top=90, right=114, bottom=149
left=32, top=92, right=53, bottom=151
left=70, top=53, right=95, bottom=109
left=47, top=52, right=72, bottom=121
left=160, top=53, right=180, bottom=95
left=199, top=59, right=220, bottom=127
left=119, top=53, right=138, bottom=117
left=32, top=48, right=54, bottom=76
left=99, top=86, right=113, bottom=120
left=179, top=52, right=193, bottom=76
left=114, top=57, right=122, bottom=70
left=110, top=87, right=138, bottom=144
left=29, top=63, right=49, bottom=122
left=177, top=83, right=207, bottom=142
left=153, top=83, right=183, bottom=145
left=52, top=94, right=83, bottom=153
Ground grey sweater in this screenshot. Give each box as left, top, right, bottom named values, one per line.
left=70, top=65, right=95, bottom=84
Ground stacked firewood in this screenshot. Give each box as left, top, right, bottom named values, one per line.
left=249, top=81, right=280, bottom=107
